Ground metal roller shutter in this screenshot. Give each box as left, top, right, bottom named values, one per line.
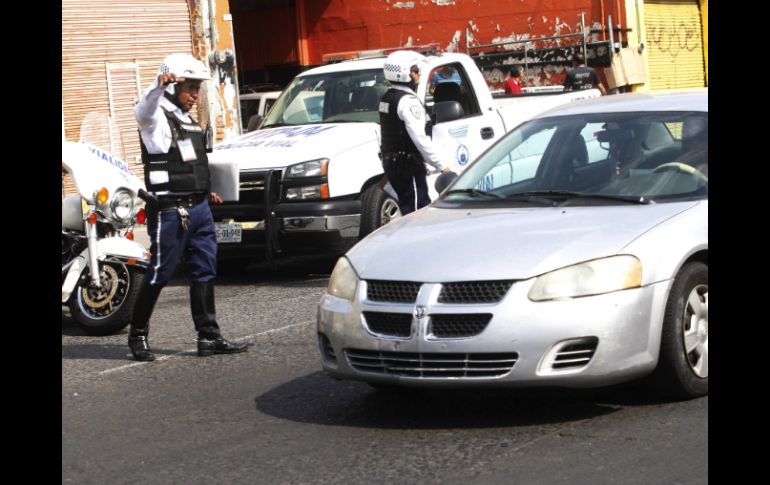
left=643, top=0, right=706, bottom=91
left=62, top=0, right=194, bottom=195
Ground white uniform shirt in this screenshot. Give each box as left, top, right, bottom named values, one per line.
left=135, top=79, right=194, bottom=155
left=391, top=85, right=446, bottom=172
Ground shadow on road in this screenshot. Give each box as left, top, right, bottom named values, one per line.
left=255, top=371, right=627, bottom=429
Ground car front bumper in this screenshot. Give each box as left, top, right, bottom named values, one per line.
left=317, top=277, right=672, bottom=388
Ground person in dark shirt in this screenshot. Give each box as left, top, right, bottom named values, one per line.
left=563, top=52, right=607, bottom=95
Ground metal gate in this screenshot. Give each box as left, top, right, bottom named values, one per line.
left=62, top=0, right=195, bottom=195
left=643, top=0, right=706, bottom=90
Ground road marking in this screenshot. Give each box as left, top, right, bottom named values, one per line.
left=99, top=321, right=311, bottom=376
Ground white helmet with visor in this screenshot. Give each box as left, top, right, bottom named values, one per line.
left=383, top=50, right=427, bottom=83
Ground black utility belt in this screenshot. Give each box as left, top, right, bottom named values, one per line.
left=381, top=152, right=422, bottom=163
left=157, top=193, right=207, bottom=210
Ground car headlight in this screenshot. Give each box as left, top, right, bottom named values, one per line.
left=285, top=184, right=329, bottom=200
left=285, top=158, right=329, bottom=178
left=327, top=257, right=359, bottom=301
left=109, top=190, right=135, bottom=224
left=528, top=255, right=642, bottom=301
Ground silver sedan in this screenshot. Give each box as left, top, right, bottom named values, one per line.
left=317, top=89, right=707, bottom=399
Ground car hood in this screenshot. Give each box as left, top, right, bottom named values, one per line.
left=347, top=202, right=700, bottom=281
left=210, top=123, right=378, bottom=170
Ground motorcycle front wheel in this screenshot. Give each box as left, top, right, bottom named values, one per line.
left=69, top=263, right=144, bottom=336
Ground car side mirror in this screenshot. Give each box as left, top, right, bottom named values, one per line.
left=247, top=115, right=263, bottom=132
left=433, top=101, right=464, bottom=123
left=434, top=170, right=458, bottom=194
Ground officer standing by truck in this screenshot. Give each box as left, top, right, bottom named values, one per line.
left=128, top=53, right=248, bottom=362
left=379, top=50, right=450, bottom=215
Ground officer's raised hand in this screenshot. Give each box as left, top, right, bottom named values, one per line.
left=158, top=73, right=179, bottom=86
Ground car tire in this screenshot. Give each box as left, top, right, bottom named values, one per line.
left=217, top=258, right=251, bottom=275
left=360, top=183, right=400, bottom=237
left=652, top=262, right=708, bottom=399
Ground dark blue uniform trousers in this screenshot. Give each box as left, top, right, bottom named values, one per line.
left=146, top=200, right=217, bottom=286
left=131, top=199, right=220, bottom=339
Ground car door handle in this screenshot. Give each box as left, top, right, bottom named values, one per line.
left=481, top=127, right=495, bottom=140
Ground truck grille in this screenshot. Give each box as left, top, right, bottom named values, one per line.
left=430, top=314, right=492, bottom=338
left=345, top=349, right=518, bottom=378
left=366, top=280, right=421, bottom=303
left=363, top=312, right=412, bottom=337
left=438, top=280, right=514, bottom=304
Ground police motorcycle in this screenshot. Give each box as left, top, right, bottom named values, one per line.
left=62, top=114, right=153, bottom=335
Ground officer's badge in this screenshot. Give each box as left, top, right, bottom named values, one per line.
left=410, top=105, right=422, bottom=119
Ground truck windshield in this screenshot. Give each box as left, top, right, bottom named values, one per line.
left=262, top=69, right=389, bottom=127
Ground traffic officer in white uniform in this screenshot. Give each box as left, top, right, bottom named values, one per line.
left=379, top=50, right=449, bottom=215
left=128, top=53, right=248, bottom=361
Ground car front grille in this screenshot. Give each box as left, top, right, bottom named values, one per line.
left=366, top=280, right=421, bottom=303
left=363, top=312, right=412, bottom=337
left=430, top=314, right=492, bottom=338
left=438, top=280, right=515, bottom=304
left=552, top=337, right=599, bottom=370
left=345, top=349, right=518, bottom=378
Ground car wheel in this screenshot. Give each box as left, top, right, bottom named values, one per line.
left=360, top=183, right=400, bottom=237
left=652, top=262, right=708, bottom=399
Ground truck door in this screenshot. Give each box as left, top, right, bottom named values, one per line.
left=424, top=62, right=506, bottom=175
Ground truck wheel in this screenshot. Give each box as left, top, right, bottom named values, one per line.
left=651, top=262, right=708, bottom=399
left=360, top=184, right=400, bottom=237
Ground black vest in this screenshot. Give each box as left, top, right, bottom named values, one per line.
left=379, top=88, right=421, bottom=156
left=140, top=108, right=210, bottom=194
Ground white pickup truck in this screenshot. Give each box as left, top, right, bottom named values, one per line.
left=208, top=52, right=599, bottom=266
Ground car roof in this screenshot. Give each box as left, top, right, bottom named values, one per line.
left=299, top=57, right=388, bottom=76
left=538, top=89, right=708, bottom=118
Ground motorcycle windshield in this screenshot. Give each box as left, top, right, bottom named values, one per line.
left=62, top=112, right=144, bottom=203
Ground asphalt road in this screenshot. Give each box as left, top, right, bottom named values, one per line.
left=62, top=264, right=708, bottom=485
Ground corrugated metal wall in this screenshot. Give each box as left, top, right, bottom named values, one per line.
left=643, top=0, right=706, bottom=90
left=62, top=0, right=195, bottom=195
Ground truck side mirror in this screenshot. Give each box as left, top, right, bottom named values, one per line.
left=204, top=124, right=214, bottom=153
left=433, top=101, right=464, bottom=123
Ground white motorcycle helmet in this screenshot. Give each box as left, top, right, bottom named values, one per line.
left=158, top=53, right=212, bottom=95
left=383, top=50, right=427, bottom=83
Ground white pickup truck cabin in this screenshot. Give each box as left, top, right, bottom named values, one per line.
left=208, top=52, right=599, bottom=266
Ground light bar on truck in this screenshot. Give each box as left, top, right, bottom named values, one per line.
left=322, top=43, right=442, bottom=64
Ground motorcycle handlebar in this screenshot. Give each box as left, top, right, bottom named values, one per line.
left=138, top=189, right=156, bottom=204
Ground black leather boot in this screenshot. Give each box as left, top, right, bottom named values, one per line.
left=197, top=337, right=249, bottom=356
left=191, top=281, right=248, bottom=356
left=128, top=281, right=163, bottom=362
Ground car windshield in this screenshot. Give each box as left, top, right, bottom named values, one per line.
left=443, top=110, right=708, bottom=205
left=262, top=69, right=389, bottom=127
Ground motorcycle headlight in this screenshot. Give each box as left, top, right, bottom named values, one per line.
left=527, top=255, right=642, bottom=302
left=327, top=257, right=359, bottom=301
left=285, top=158, right=329, bottom=178
left=109, top=190, right=135, bottom=224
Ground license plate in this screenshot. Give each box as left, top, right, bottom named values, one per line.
left=215, top=222, right=242, bottom=243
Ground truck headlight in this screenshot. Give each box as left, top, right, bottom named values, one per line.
left=327, top=257, right=359, bottom=301
left=285, top=184, right=330, bottom=200
left=528, top=255, right=642, bottom=301
left=285, top=158, right=329, bottom=178
left=109, top=190, right=135, bottom=224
